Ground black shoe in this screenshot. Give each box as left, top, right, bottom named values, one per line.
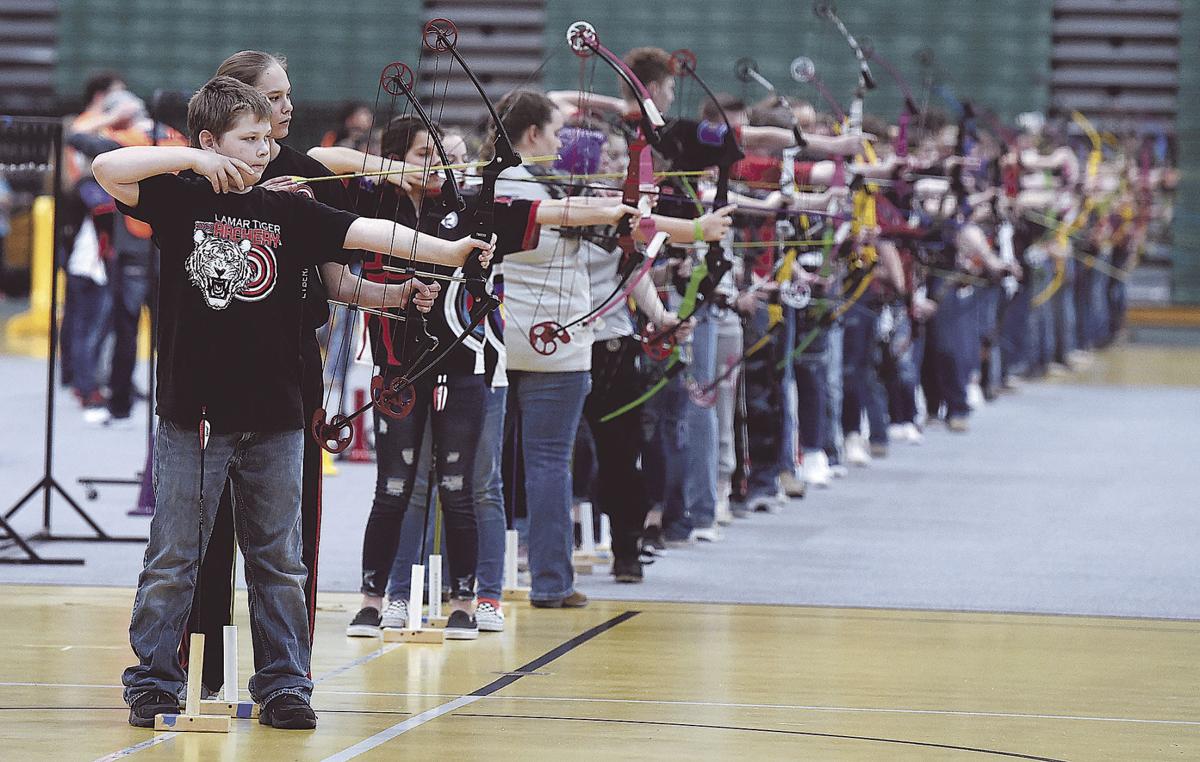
left=612, top=557, right=643, bottom=583
left=642, top=525, right=667, bottom=551
left=346, top=606, right=381, bottom=637
left=444, top=609, right=479, bottom=640
left=259, top=693, right=317, bottom=730
left=128, top=689, right=180, bottom=728
left=530, top=591, right=589, bottom=609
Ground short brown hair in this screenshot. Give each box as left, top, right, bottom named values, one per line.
left=186, top=76, right=272, bottom=147
left=215, top=50, right=287, bottom=88
left=622, top=47, right=672, bottom=101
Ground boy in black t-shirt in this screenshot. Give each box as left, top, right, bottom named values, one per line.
left=92, top=76, right=492, bottom=730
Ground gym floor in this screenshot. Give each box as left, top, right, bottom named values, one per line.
left=2, top=586, right=1198, bottom=761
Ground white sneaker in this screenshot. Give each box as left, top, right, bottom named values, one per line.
left=693, top=525, right=724, bottom=542
left=967, top=382, right=986, bottom=410
left=475, top=599, right=505, bottom=632
left=844, top=432, right=872, bottom=467
left=902, top=422, right=923, bottom=445
left=747, top=494, right=780, bottom=514
left=779, top=469, right=806, bottom=498
left=380, top=599, right=408, bottom=630
left=715, top=496, right=734, bottom=526
left=801, top=450, right=832, bottom=488
left=83, top=407, right=110, bottom=425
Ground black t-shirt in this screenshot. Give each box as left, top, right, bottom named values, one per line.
left=260, top=143, right=352, bottom=331
left=117, top=173, right=358, bottom=432
left=353, top=177, right=537, bottom=376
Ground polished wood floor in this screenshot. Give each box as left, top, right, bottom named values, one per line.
left=0, top=586, right=1196, bottom=761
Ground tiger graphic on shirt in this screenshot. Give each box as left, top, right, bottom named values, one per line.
left=187, top=218, right=280, bottom=310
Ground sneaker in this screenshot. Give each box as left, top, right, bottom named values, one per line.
left=642, top=524, right=667, bottom=551
left=779, top=469, right=806, bottom=498
left=693, top=525, right=724, bottom=542
left=104, top=413, right=135, bottom=430
left=380, top=599, right=408, bottom=630
left=748, top=494, right=780, bottom=514
left=475, top=599, right=505, bottom=632
left=829, top=464, right=849, bottom=478
left=259, top=693, right=317, bottom=730
left=715, top=496, right=734, bottom=526
left=612, top=557, right=644, bottom=583
left=844, top=432, right=871, bottom=467
left=530, top=591, right=589, bottom=609
left=901, top=422, right=923, bottom=445
left=967, top=382, right=986, bottom=410
left=947, top=416, right=970, bottom=433
left=345, top=606, right=381, bottom=637
left=664, top=532, right=695, bottom=548
left=83, top=406, right=110, bottom=425
left=730, top=499, right=751, bottom=518
left=801, top=450, right=833, bottom=488
left=869, top=442, right=888, bottom=459
left=444, top=609, right=479, bottom=640
left=128, top=689, right=180, bottom=728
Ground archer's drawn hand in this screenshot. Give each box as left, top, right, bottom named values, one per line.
left=698, top=205, right=736, bottom=241
left=192, top=152, right=257, bottom=194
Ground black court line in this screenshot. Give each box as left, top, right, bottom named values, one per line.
left=471, top=610, right=640, bottom=697
left=320, top=610, right=640, bottom=761
left=452, top=713, right=1070, bottom=762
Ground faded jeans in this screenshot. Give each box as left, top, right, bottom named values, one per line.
left=507, top=370, right=590, bottom=601
left=124, top=420, right=310, bottom=706
left=387, top=385, right=508, bottom=602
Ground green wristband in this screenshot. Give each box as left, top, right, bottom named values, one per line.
left=693, top=218, right=704, bottom=243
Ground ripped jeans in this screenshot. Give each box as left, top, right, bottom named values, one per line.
left=359, top=371, right=485, bottom=600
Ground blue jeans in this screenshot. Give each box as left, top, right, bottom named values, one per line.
left=124, top=421, right=311, bottom=706
left=824, top=321, right=844, bottom=460
left=841, top=304, right=889, bottom=444
left=508, top=370, right=590, bottom=601
left=361, top=373, right=484, bottom=600
left=684, top=317, right=718, bottom=529
left=923, top=286, right=971, bottom=418
left=741, top=306, right=781, bottom=502
left=652, top=372, right=691, bottom=538
left=388, top=385, right=508, bottom=602
left=64, top=273, right=110, bottom=398
left=106, top=250, right=155, bottom=418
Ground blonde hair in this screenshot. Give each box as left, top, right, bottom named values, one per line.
left=215, top=50, right=287, bottom=87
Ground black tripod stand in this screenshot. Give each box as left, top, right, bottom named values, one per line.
left=0, top=115, right=146, bottom=565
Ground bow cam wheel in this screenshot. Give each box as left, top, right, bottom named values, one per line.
left=371, top=376, right=417, bottom=420
left=530, top=321, right=566, bottom=356
left=312, top=409, right=353, bottom=454
left=423, top=18, right=457, bottom=51
left=380, top=62, right=414, bottom=96
left=669, top=49, right=697, bottom=77
left=567, top=21, right=597, bottom=56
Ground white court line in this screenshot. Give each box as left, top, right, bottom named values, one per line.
left=321, top=696, right=482, bottom=762
left=92, top=734, right=176, bottom=762
left=5, top=680, right=1198, bottom=729
left=78, top=641, right=401, bottom=761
